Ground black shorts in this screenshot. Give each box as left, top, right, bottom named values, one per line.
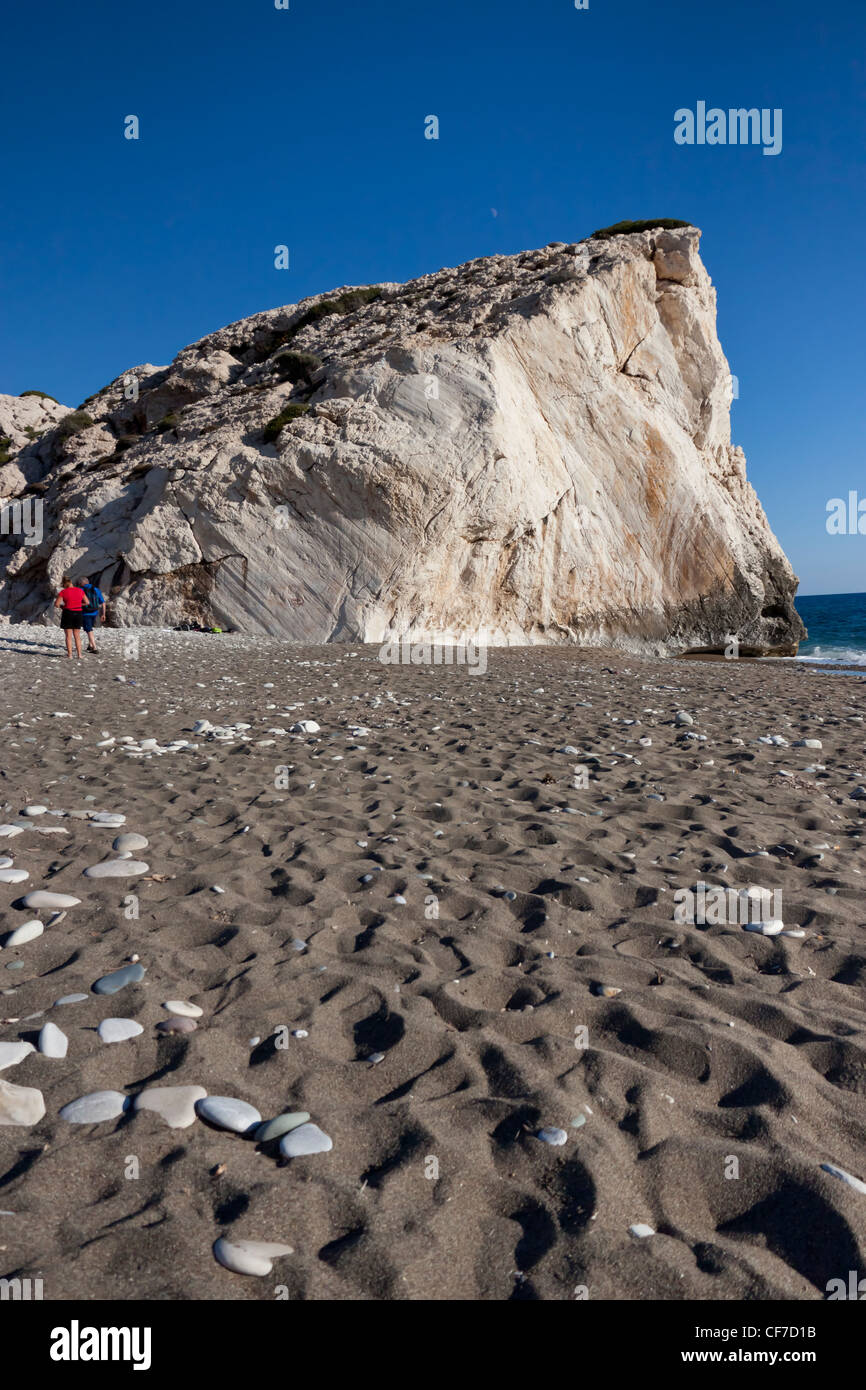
left=61, top=610, right=83, bottom=630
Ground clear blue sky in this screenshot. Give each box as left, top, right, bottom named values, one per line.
left=1, top=0, right=863, bottom=595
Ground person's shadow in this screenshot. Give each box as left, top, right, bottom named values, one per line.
left=0, top=633, right=65, bottom=654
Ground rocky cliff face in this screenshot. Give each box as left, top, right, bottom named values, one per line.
left=0, top=226, right=804, bottom=654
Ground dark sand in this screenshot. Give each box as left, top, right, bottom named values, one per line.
left=1, top=626, right=865, bottom=1300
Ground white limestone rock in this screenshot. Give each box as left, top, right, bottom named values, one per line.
left=0, top=230, right=803, bottom=654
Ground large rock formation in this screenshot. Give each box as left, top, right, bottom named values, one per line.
left=0, top=226, right=804, bottom=654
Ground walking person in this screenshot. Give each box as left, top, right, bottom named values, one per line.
left=54, top=575, right=87, bottom=659
left=79, top=575, right=106, bottom=652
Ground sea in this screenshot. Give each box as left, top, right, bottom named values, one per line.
left=794, top=592, right=866, bottom=668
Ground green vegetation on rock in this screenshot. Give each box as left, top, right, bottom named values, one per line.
left=272, top=350, right=323, bottom=385
left=589, top=219, right=692, bottom=241
left=284, top=286, right=382, bottom=342
left=19, top=389, right=59, bottom=403
left=55, top=411, right=94, bottom=442
left=263, top=404, right=309, bottom=442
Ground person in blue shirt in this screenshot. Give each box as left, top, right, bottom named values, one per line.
left=79, top=576, right=107, bottom=653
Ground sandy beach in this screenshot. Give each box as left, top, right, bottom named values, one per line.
left=1, top=627, right=865, bottom=1301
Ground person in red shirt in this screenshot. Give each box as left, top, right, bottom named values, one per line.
left=54, top=575, right=88, bottom=658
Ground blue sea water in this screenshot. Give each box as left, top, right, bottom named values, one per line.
left=794, top=592, right=866, bottom=666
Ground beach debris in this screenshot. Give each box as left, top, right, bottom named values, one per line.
left=279, top=1122, right=333, bottom=1157
left=0, top=1077, right=45, bottom=1126
left=592, top=983, right=621, bottom=997
left=60, top=1091, right=129, bottom=1124
left=195, top=1096, right=262, bottom=1134
left=629, top=1223, right=655, bottom=1238
left=134, top=1085, right=207, bottom=1129
left=98, top=1019, right=144, bottom=1043
left=213, top=1237, right=293, bottom=1277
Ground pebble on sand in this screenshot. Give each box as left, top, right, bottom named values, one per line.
left=0, top=869, right=29, bottom=884
left=54, top=993, right=88, bottom=1006
left=38, top=1022, right=68, bottom=1058
left=3, top=920, right=44, bottom=946
left=134, top=1085, right=207, bottom=1129
left=0, top=1041, right=35, bottom=1072
left=112, top=833, right=149, bottom=852
left=290, top=720, right=320, bottom=734
left=21, top=891, right=80, bottom=910
left=254, top=1111, right=311, bottom=1143
left=279, top=1122, right=333, bottom=1157
left=93, top=963, right=146, bottom=995
left=60, top=1091, right=129, bottom=1124
left=98, top=1018, right=144, bottom=1044
left=195, top=1096, right=262, bottom=1134
left=537, top=1127, right=568, bottom=1146
left=629, top=1224, right=655, bottom=1238
left=156, top=1016, right=197, bottom=1034
left=212, top=1237, right=293, bottom=1277
left=83, top=860, right=149, bottom=879
left=162, top=1000, right=203, bottom=1018
left=821, top=1163, right=866, bottom=1196
left=0, top=1077, right=46, bottom=1126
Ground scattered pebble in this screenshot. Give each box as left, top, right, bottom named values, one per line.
left=279, top=1122, right=333, bottom=1157
left=84, top=860, right=149, bottom=879
left=537, top=1126, right=568, bottom=1146
left=3, top=920, right=44, bottom=947
left=98, top=1018, right=144, bottom=1044
left=162, top=1000, right=202, bottom=1018
left=38, top=1022, right=68, bottom=1058
left=0, top=1041, right=35, bottom=1072
left=255, top=1111, right=311, bottom=1143
left=213, top=1237, right=293, bottom=1277
left=60, top=1091, right=129, bottom=1124
left=0, top=1077, right=45, bottom=1126
left=195, top=1096, right=262, bottom=1134
left=135, top=1085, right=207, bottom=1129
left=21, top=891, right=80, bottom=910
left=821, top=1163, right=866, bottom=1196
left=93, top=963, right=146, bottom=995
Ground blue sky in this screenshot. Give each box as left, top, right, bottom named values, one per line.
left=1, top=0, right=863, bottom=595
